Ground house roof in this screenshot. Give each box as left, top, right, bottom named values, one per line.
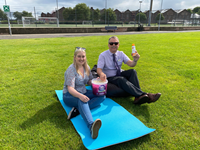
left=174, top=9, right=185, bottom=13
left=160, top=8, right=176, bottom=14
left=152, top=10, right=159, bottom=13
left=160, top=9, right=170, bottom=13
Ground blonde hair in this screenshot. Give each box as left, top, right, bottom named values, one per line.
left=73, top=48, right=90, bottom=76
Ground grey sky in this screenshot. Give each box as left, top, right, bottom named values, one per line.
left=1, top=0, right=200, bottom=15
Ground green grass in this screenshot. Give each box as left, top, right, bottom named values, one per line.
left=0, top=32, right=200, bottom=149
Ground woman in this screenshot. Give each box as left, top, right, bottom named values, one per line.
left=63, top=47, right=105, bottom=139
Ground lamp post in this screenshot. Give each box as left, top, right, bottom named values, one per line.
left=105, top=0, right=107, bottom=24
left=158, top=0, right=163, bottom=31
left=148, top=0, right=153, bottom=26
left=138, top=0, right=142, bottom=24
left=56, top=0, right=59, bottom=27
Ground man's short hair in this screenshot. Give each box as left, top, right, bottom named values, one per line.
left=108, top=36, right=119, bottom=43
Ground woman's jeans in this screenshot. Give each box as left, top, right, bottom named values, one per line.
left=63, top=90, right=105, bottom=129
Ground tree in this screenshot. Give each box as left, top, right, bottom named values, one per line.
left=155, top=13, right=165, bottom=21
left=63, top=3, right=91, bottom=21
left=13, top=11, right=22, bottom=20
left=22, top=11, right=33, bottom=17
left=90, top=8, right=100, bottom=21
left=187, top=9, right=193, bottom=14
left=136, top=13, right=147, bottom=22
left=74, top=3, right=90, bottom=21
left=0, top=8, right=8, bottom=20
left=13, top=11, right=33, bottom=20
left=93, top=9, right=100, bottom=21
left=198, top=9, right=200, bottom=15
left=63, top=7, right=74, bottom=21
left=100, top=8, right=116, bottom=21
left=193, top=6, right=200, bottom=14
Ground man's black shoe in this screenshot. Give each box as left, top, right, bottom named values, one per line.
left=133, top=94, right=149, bottom=105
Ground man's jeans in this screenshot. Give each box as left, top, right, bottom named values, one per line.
left=63, top=90, right=105, bottom=129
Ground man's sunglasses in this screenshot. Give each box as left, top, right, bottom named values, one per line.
left=109, top=42, right=119, bottom=45
left=75, top=47, right=86, bottom=51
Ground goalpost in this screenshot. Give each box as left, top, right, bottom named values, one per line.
left=22, top=17, right=59, bottom=27
left=128, top=21, right=137, bottom=27
left=22, top=17, right=36, bottom=27
left=38, top=17, right=59, bottom=27
left=170, top=19, right=185, bottom=26
left=129, top=21, right=136, bottom=24
left=17, top=20, right=22, bottom=25
left=82, top=20, right=92, bottom=25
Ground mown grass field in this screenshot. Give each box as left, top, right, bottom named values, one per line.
left=0, top=32, right=200, bottom=149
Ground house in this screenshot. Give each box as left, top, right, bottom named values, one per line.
left=40, top=7, right=194, bottom=24
left=175, top=9, right=191, bottom=20
left=41, top=7, right=65, bottom=22
left=114, top=9, right=121, bottom=21
left=123, top=9, right=132, bottom=22
left=161, top=9, right=177, bottom=23
left=144, top=10, right=160, bottom=23
left=114, top=9, right=138, bottom=22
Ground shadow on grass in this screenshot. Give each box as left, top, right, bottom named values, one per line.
left=102, top=134, right=153, bottom=150
left=20, top=99, right=70, bottom=130
left=132, top=104, right=151, bottom=122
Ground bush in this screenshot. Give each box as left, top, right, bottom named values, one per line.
left=34, top=21, right=45, bottom=24
left=93, top=21, right=123, bottom=24
left=59, top=21, right=82, bottom=24
left=10, top=20, right=18, bottom=24
left=49, top=21, right=57, bottom=24
left=0, top=20, right=18, bottom=24
left=1, top=20, right=8, bottom=24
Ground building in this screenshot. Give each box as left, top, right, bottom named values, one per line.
left=160, top=9, right=177, bottom=23
left=175, top=9, right=192, bottom=20
left=40, top=7, right=192, bottom=23
left=114, top=9, right=139, bottom=22
left=41, top=7, right=65, bottom=22
left=144, top=10, right=160, bottom=23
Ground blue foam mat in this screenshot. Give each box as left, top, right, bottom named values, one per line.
left=55, top=88, right=155, bottom=150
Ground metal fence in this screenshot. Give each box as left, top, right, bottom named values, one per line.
left=0, top=11, right=200, bottom=28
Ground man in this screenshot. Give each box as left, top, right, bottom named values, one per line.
left=97, top=36, right=161, bottom=105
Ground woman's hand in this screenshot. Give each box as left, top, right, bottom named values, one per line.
left=79, top=94, right=90, bottom=102
left=68, top=86, right=90, bottom=102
